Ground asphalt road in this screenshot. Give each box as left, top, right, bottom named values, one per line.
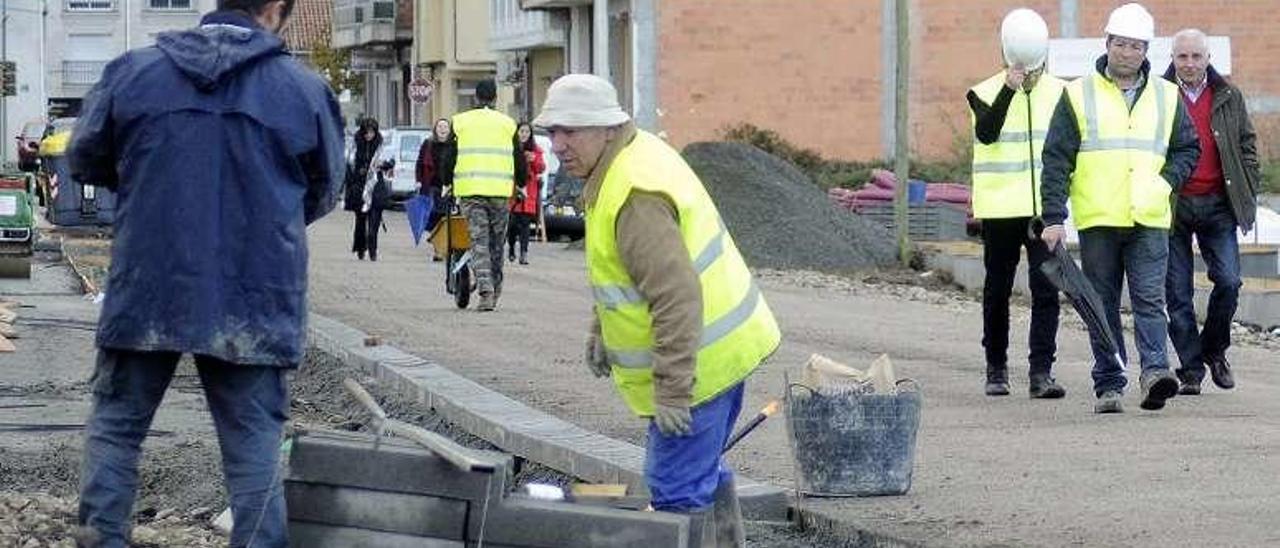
left=303, top=208, right=1280, bottom=547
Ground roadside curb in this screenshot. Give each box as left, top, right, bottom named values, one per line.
left=306, top=312, right=790, bottom=522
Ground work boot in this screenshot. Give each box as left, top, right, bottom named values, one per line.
left=1094, top=390, right=1124, bottom=414
left=1139, top=369, right=1179, bottom=411
left=1205, top=354, right=1235, bottom=390
left=712, top=477, right=745, bottom=547
left=508, top=249, right=516, bottom=262
left=477, top=292, right=496, bottom=312
left=519, top=251, right=528, bottom=265
left=1178, top=381, right=1202, bottom=396
left=1028, top=375, right=1066, bottom=399
left=356, top=250, right=365, bottom=260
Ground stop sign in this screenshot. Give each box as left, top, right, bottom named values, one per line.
left=408, top=78, right=433, bottom=103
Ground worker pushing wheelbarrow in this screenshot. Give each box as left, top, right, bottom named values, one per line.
left=428, top=190, right=475, bottom=309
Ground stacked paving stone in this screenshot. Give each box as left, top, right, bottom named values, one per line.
left=286, top=428, right=702, bottom=547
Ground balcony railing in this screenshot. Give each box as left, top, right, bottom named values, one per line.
left=61, top=60, right=108, bottom=86
left=333, top=0, right=401, bottom=48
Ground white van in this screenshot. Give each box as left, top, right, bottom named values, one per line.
left=375, top=127, right=431, bottom=200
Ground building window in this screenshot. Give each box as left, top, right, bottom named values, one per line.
left=66, top=0, right=113, bottom=10
left=148, top=0, right=192, bottom=9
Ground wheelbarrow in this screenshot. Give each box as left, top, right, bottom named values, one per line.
left=428, top=195, right=474, bottom=309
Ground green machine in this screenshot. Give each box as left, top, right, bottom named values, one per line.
left=0, top=170, right=36, bottom=278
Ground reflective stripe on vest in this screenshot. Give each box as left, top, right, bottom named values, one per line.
left=1065, top=73, right=1178, bottom=230
left=451, top=109, right=516, bottom=198
left=586, top=130, right=781, bottom=417
left=969, top=72, right=1066, bottom=219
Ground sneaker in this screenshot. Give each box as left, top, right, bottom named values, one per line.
left=1028, top=376, right=1066, bottom=399
left=477, top=293, right=496, bottom=312
left=1139, top=370, right=1179, bottom=411
left=1205, top=355, right=1235, bottom=390
left=1095, top=391, right=1124, bottom=414
left=1178, top=381, right=1202, bottom=396
left=985, top=381, right=1010, bottom=396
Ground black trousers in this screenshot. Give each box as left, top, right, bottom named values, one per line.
left=508, top=212, right=534, bottom=257
left=351, top=211, right=368, bottom=253
left=981, top=217, right=1061, bottom=381
left=365, top=207, right=384, bottom=256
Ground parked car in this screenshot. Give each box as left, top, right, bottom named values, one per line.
left=15, top=120, right=46, bottom=173
left=373, top=127, right=430, bottom=201
left=543, top=164, right=584, bottom=241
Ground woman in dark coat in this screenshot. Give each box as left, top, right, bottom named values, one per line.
left=415, top=118, right=456, bottom=261
left=346, top=117, right=382, bottom=260
left=507, top=122, right=544, bottom=265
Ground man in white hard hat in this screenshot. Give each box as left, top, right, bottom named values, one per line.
left=1040, top=3, right=1200, bottom=414
left=966, top=8, right=1066, bottom=399
left=1161, top=29, right=1260, bottom=395
left=535, top=73, right=780, bottom=546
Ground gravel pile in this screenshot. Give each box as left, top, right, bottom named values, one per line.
left=683, top=142, right=899, bottom=272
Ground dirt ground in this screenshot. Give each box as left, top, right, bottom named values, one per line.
left=307, top=209, right=1280, bottom=548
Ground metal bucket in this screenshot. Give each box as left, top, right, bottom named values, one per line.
left=785, top=379, right=922, bottom=496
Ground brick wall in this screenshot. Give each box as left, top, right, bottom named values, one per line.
left=657, top=0, right=1280, bottom=162
left=657, top=0, right=885, bottom=160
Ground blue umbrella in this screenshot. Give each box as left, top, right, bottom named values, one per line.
left=405, top=194, right=434, bottom=246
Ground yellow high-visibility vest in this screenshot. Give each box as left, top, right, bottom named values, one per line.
left=451, top=108, right=517, bottom=198
left=969, top=71, right=1066, bottom=219
left=586, top=130, right=781, bottom=417
left=1064, top=72, right=1179, bottom=229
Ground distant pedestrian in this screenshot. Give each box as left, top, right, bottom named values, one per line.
left=1040, top=3, right=1200, bottom=414
left=536, top=73, right=781, bottom=546
left=446, top=80, right=527, bottom=311
left=508, top=122, right=544, bottom=265
left=348, top=117, right=383, bottom=260
left=1161, top=28, right=1261, bottom=395
left=416, top=118, right=456, bottom=261
left=66, top=0, right=345, bottom=545
left=967, top=8, right=1065, bottom=399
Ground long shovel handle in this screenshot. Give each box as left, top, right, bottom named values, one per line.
left=342, top=378, right=494, bottom=474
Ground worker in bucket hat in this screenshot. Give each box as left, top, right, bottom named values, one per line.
left=535, top=74, right=780, bottom=546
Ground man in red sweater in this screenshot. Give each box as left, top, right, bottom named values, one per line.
left=1162, top=28, right=1262, bottom=395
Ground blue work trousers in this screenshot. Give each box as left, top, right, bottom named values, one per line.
left=1078, top=226, right=1171, bottom=395
left=1166, top=193, right=1242, bottom=383
left=78, top=348, right=289, bottom=548
left=645, top=383, right=745, bottom=512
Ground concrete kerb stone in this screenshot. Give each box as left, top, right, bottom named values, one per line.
left=306, top=313, right=790, bottom=522
left=795, top=504, right=929, bottom=548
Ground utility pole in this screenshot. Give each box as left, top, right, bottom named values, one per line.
left=893, top=0, right=911, bottom=266
left=2, top=0, right=8, bottom=167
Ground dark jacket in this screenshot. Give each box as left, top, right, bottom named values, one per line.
left=1040, top=56, right=1201, bottom=227
left=415, top=137, right=456, bottom=191
left=68, top=11, right=345, bottom=367
left=1162, top=64, right=1262, bottom=232
left=345, top=133, right=381, bottom=210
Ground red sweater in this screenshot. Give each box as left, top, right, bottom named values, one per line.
left=510, top=145, right=544, bottom=215
left=1182, top=85, right=1223, bottom=196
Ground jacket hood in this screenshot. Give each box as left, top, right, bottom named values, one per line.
left=156, top=11, right=285, bottom=92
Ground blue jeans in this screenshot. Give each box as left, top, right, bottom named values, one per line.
left=78, top=349, right=289, bottom=548
left=645, top=383, right=744, bottom=512
left=1078, top=226, right=1171, bottom=395
left=1167, top=193, right=1242, bottom=384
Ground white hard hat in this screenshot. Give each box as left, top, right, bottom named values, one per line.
left=533, top=74, right=631, bottom=128
left=1105, top=3, right=1155, bottom=42
left=1001, top=8, right=1049, bottom=70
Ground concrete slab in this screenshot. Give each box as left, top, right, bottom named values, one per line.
left=285, top=482, right=470, bottom=539
left=288, top=522, right=465, bottom=548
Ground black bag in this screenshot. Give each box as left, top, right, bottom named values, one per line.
left=371, top=172, right=392, bottom=211
left=343, top=165, right=365, bottom=212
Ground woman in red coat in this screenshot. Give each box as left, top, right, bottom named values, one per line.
left=507, top=122, right=543, bottom=265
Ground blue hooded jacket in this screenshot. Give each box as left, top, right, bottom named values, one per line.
left=69, top=11, right=345, bottom=367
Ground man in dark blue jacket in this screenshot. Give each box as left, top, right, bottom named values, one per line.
left=67, top=0, right=343, bottom=545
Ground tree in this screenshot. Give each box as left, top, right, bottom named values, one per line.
left=311, top=41, right=363, bottom=97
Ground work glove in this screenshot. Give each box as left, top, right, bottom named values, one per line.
left=584, top=332, right=610, bottom=378
left=653, top=403, right=692, bottom=437
left=361, top=202, right=371, bottom=213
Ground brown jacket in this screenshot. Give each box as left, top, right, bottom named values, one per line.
left=1163, top=64, right=1262, bottom=232
left=586, top=123, right=701, bottom=409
